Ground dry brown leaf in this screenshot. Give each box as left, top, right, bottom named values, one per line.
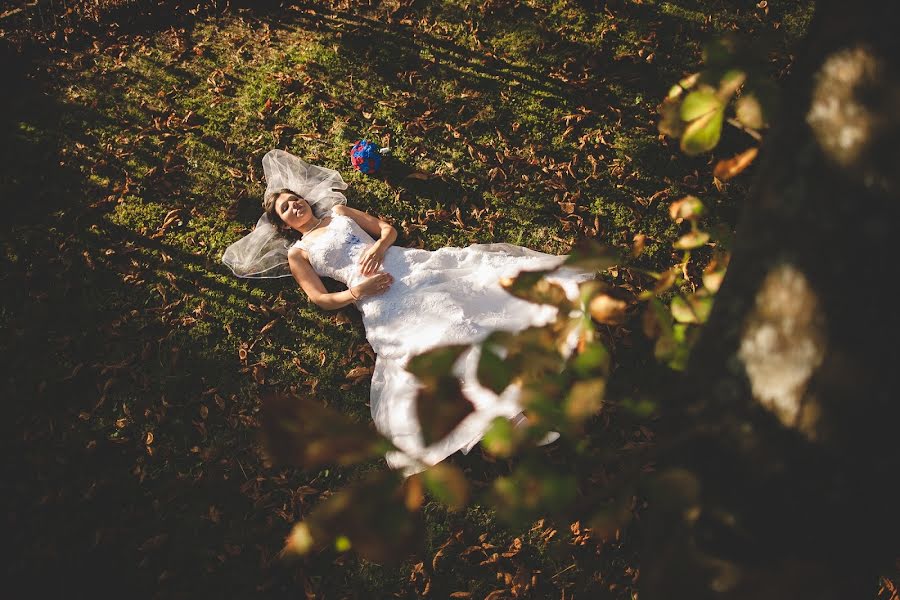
left=632, top=233, right=646, bottom=257
left=432, top=548, right=446, bottom=572
left=501, top=537, right=523, bottom=558
left=510, top=566, right=531, bottom=597
left=713, top=146, right=758, bottom=181
left=252, top=364, right=266, bottom=384
left=589, top=294, right=629, bottom=325
left=346, top=366, right=374, bottom=381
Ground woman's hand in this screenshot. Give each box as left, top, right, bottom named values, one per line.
left=351, top=272, right=394, bottom=299
left=358, top=244, right=387, bottom=275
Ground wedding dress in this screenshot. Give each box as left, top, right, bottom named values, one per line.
left=295, top=206, right=590, bottom=476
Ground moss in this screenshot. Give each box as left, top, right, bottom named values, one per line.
left=107, top=196, right=169, bottom=231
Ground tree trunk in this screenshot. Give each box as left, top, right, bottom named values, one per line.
left=641, top=2, right=900, bottom=598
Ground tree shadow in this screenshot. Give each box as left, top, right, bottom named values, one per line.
left=0, top=30, right=370, bottom=599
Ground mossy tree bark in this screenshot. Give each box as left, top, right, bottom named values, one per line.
left=641, top=2, right=900, bottom=598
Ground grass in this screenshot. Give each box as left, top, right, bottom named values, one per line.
left=1, top=0, right=819, bottom=598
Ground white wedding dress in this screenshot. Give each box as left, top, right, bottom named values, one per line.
left=294, top=207, right=591, bottom=476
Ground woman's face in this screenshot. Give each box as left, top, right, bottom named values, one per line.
left=275, top=193, right=314, bottom=231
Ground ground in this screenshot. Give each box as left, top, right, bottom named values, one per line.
left=8, top=2, right=890, bottom=600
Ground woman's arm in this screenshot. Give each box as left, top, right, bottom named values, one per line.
left=288, top=247, right=393, bottom=310
left=288, top=248, right=357, bottom=310
left=334, top=205, right=397, bottom=275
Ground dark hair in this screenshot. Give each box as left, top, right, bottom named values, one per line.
left=263, top=188, right=302, bottom=242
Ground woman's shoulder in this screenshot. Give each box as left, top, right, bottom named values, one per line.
left=331, top=204, right=349, bottom=217
left=288, top=243, right=309, bottom=261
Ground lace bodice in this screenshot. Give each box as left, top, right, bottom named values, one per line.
left=293, top=209, right=374, bottom=288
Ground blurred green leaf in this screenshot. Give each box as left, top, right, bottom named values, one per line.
left=482, top=325, right=567, bottom=386
left=520, top=389, right=562, bottom=426
left=334, top=536, right=352, bottom=552
left=680, top=88, right=722, bottom=122
left=738, top=76, right=780, bottom=129
left=671, top=293, right=713, bottom=324
left=648, top=468, right=702, bottom=516
left=656, top=323, right=692, bottom=371
left=260, top=390, right=393, bottom=469
left=654, top=268, right=680, bottom=295
left=407, top=344, right=468, bottom=380
left=658, top=96, right=685, bottom=138
left=482, top=416, right=518, bottom=458
left=735, top=93, right=765, bottom=129
left=643, top=297, right=674, bottom=339
left=477, top=344, right=514, bottom=394
left=589, top=494, right=635, bottom=540
left=702, top=35, right=739, bottom=69
left=416, top=374, right=475, bottom=446
left=654, top=333, right=678, bottom=365
left=422, top=463, right=469, bottom=511
left=669, top=195, right=706, bottom=222
left=563, top=239, right=620, bottom=273
left=680, top=106, right=725, bottom=155
left=666, top=72, right=700, bottom=100
left=702, top=268, right=726, bottom=294
left=490, top=460, right=578, bottom=526
left=571, top=341, right=611, bottom=377
left=674, top=231, right=710, bottom=250
left=501, top=269, right=571, bottom=309
left=291, top=470, right=421, bottom=564
left=565, top=378, right=606, bottom=422
left=703, top=253, right=729, bottom=293
left=579, top=281, right=627, bottom=330
left=717, top=68, right=746, bottom=99
left=588, top=293, right=629, bottom=326
left=619, top=396, right=658, bottom=419
left=645, top=299, right=692, bottom=371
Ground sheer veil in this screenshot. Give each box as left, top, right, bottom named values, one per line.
left=222, top=149, right=349, bottom=278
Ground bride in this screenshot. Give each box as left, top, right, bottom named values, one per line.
left=223, top=149, right=591, bottom=476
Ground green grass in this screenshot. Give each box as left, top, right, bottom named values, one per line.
left=1, top=0, right=815, bottom=597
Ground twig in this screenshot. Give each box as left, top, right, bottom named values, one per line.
left=726, top=117, right=763, bottom=142
left=551, top=563, right=577, bottom=581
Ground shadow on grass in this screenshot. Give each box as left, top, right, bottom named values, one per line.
left=0, top=37, right=372, bottom=599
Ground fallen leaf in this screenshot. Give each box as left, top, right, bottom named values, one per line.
left=346, top=366, right=374, bottom=381
left=589, top=294, right=628, bottom=325
left=713, top=147, right=758, bottom=181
